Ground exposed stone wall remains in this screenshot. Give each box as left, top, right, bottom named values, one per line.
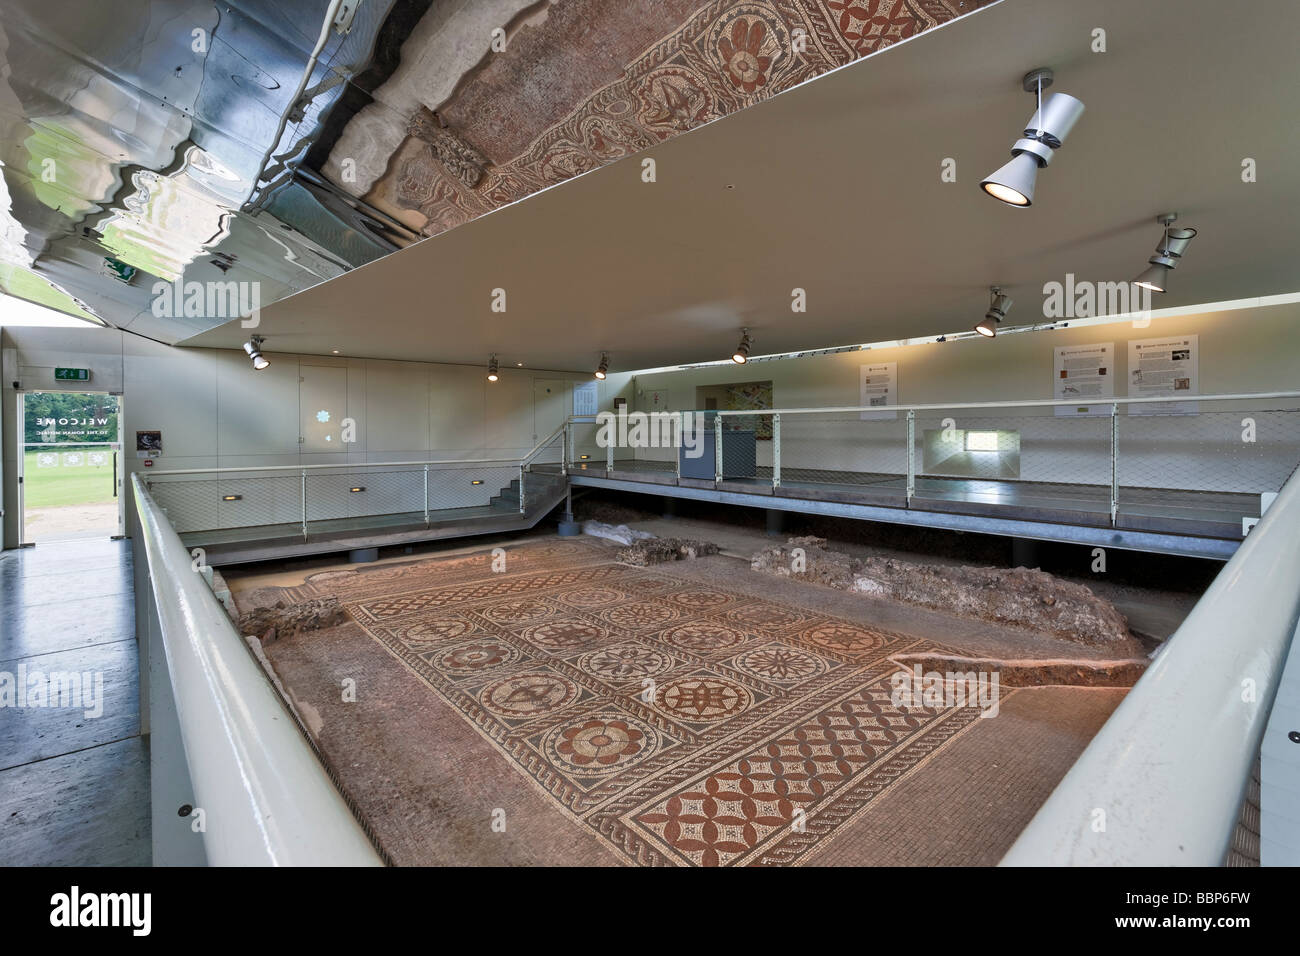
left=237, top=596, right=350, bottom=644
left=752, top=536, right=1138, bottom=652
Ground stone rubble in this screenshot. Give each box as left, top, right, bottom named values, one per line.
left=237, top=596, right=350, bottom=644
left=615, top=537, right=720, bottom=566
left=752, top=536, right=1137, bottom=651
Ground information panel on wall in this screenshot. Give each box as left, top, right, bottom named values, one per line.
left=572, top=380, right=598, bottom=417
left=1053, top=343, right=1114, bottom=416
left=1128, top=334, right=1199, bottom=415
left=859, top=362, right=898, bottom=420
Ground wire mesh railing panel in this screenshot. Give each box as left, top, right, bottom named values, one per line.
left=913, top=410, right=1112, bottom=488
left=567, top=420, right=603, bottom=469
left=305, top=468, right=425, bottom=522
left=523, top=431, right=567, bottom=510
left=717, top=413, right=767, bottom=481
left=779, top=413, right=908, bottom=487
left=147, top=473, right=303, bottom=533
left=590, top=412, right=687, bottom=473
left=428, top=465, right=519, bottom=512
left=527, top=432, right=565, bottom=467
left=1118, top=408, right=1300, bottom=495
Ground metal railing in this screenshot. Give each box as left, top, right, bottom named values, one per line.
left=147, top=459, right=529, bottom=536
left=132, top=474, right=383, bottom=866
left=1001, top=466, right=1300, bottom=865
left=571, top=392, right=1300, bottom=524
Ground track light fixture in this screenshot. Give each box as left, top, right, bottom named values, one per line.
left=975, top=287, right=1012, bottom=338
left=980, top=68, right=1085, bottom=207
left=1133, top=213, right=1198, bottom=293
left=486, top=354, right=499, bottom=382
left=595, top=353, right=609, bottom=380
left=732, top=328, right=752, bottom=364
left=243, top=335, right=269, bottom=370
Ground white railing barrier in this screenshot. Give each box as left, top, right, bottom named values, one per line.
left=133, top=475, right=383, bottom=866
left=1000, top=467, right=1300, bottom=865
left=569, top=391, right=1300, bottom=514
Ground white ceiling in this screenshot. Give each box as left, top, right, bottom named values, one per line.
left=183, top=0, right=1300, bottom=372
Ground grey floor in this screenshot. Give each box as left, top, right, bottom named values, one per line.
left=547, top=460, right=1257, bottom=538
left=0, top=538, right=150, bottom=865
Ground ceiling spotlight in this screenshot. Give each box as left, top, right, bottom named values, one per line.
left=595, top=353, right=609, bottom=380
left=732, top=328, right=752, bottom=364
left=243, top=335, right=269, bottom=370
left=1133, top=213, right=1198, bottom=293
left=975, top=286, right=1012, bottom=337
left=486, top=354, right=499, bottom=382
left=981, top=68, right=1085, bottom=207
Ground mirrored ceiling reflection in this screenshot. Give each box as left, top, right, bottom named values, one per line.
left=0, top=0, right=419, bottom=340
left=0, top=0, right=993, bottom=345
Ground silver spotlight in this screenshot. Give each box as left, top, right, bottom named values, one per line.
left=732, top=328, right=752, bottom=364
left=486, top=354, right=499, bottom=382
left=981, top=68, right=1085, bottom=207
left=595, top=353, right=609, bottom=380
left=975, top=287, right=1012, bottom=337
left=1133, top=213, right=1198, bottom=293
left=243, top=335, right=269, bottom=370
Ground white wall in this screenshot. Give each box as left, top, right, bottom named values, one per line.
left=5, top=300, right=1299, bottom=547
left=2, top=328, right=607, bottom=547
left=595, top=302, right=1300, bottom=494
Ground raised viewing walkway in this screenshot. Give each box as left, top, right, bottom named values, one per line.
left=142, top=392, right=1300, bottom=564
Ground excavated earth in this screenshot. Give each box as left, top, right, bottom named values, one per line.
left=752, top=536, right=1145, bottom=659
left=236, top=596, right=350, bottom=644
left=614, top=537, right=720, bottom=566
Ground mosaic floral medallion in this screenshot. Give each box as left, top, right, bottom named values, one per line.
left=542, top=712, right=660, bottom=777
left=430, top=639, right=520, bottom=673
left=558, top=586, right=628, bottom=608
left=480, top=672, right=579, bottom=718
left=481, top=598, right=555, bottom=626
left=804, top=622, right=889, bottom=657
left=390, top=616, right=476, bottom=650
left=523, top=621, right=608, bottom=652
left=667, top=589, right=735, bottom=611
left=601, top=601, right=680, bottom=630
left=580, top=643, right=675, bottom=681
left=657, top=676, right=751, bottom=722
left=662, top=621, right=747, bottom=654
left=731, top=644, right=828, bottom=685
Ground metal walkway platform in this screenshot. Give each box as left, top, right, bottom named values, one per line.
left=551, top=461, right=1253, bottom=560
left=180, top=475, right=569, bottom=565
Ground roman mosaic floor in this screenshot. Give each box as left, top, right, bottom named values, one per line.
left=239, top=537, right=1127, bottom=866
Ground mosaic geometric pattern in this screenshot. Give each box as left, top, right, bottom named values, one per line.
left=310, top=539, right=999, bottom=866
left=371, top=0, right=996, bottom=239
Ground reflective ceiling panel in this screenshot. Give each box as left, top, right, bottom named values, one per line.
left=0, top=0, right=993, bottom=343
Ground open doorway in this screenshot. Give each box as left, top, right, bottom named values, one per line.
left=19, top=391, right=124, bottom=543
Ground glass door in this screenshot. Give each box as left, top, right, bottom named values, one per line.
left=19, top=391, right=123, bottom=543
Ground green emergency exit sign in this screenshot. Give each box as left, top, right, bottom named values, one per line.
left=54, top=367, right=90, bottom=381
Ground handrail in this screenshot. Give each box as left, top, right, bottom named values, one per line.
left=132, top=474, right=384, bottom=866
left=521, top=423, right=567, bottom=468
left=1001, top=467, right=1300, bottom=865
left=592, top=390, right=1300, bottom=418
left=146, top=457, right=524, bottom=477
